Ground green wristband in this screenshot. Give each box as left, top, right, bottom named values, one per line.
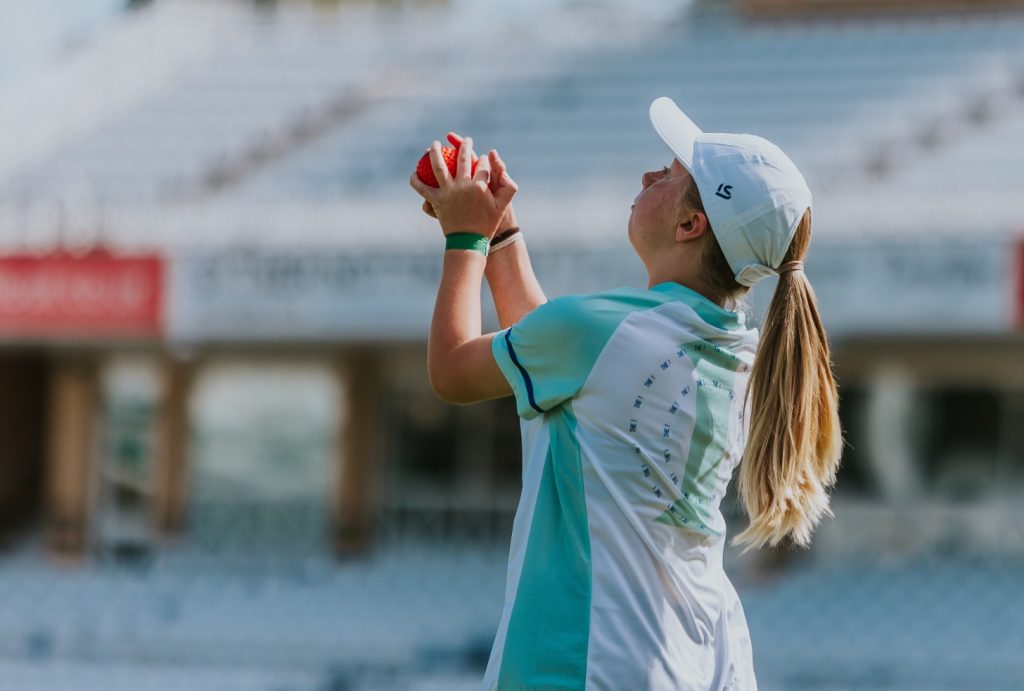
left=445, top=232, right=490, bottom=257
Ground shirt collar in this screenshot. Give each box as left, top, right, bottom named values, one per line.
left=650, top=282, right=746, bottom=330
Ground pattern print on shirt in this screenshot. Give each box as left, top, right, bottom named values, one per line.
left=625, top=338, right=746, bottom=534
left=656, top=340, right=745, bottom=531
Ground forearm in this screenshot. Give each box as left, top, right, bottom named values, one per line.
left=429, top=249, right=506, bottom=404
left=430, top=249, right=486, bottom=374
left=485, top=231, right=546, bottom=328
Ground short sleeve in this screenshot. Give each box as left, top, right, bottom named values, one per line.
left=491, top=299, right=594, bottom=418
left=491, top=292, right=648, bottom=419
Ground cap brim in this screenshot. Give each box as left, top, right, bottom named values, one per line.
left=649, top=97, right=703, bottom=170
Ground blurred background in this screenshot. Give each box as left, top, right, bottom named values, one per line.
left=0, top=0, right=1022, bottom=689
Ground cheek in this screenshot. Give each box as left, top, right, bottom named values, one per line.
left=632, top=194, right=664, bottom=235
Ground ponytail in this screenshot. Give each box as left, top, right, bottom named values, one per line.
left=734, top=209, right=843, bottom=549
left=678, top=178, right=842, bottom=549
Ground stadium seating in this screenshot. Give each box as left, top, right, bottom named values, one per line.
left=224, top=8, right=1024, bottom=211
left=1, top=1, right=1022, bottom=228
left=0, top=542, right=1020, bottom=690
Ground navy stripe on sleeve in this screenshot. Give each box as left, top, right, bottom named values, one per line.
left=504, top=330, right=545, bottom=415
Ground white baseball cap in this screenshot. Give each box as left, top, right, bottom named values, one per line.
left=649, top=96, right=812, bottom=288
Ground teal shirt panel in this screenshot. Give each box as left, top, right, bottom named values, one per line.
left=491, top=283, right=746, bottom=420
left=497, top=404, right=591, bottom=690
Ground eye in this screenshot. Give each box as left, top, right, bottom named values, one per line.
left=661, top=166, right=670, bottom=175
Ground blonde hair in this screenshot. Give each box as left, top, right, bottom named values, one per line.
left=681, top=179, right=843, bottom=549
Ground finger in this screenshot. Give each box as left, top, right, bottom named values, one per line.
left=446, top=132, right=464, bottom=148
left=421, top=200, right=437, bottom=218
left=491, top=149, right=515, bottom=187
left=488, top=150, right=508, bottom=192
left=493, top=171, right=518, bottom=210
left=472, top=154, right=491, bottom=186
left=489, top=150, right=506, bottom=176
left=410, top=172, right=440, bottom=202
left=428, top=141, right=451, bottom=186
left=455, top=136, right=474, bottom=179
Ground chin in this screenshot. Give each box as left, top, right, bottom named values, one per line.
left=627, top=226, right=641, bottom=256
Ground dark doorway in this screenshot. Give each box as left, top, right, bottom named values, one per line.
left=0, top=352, right=49, bottom=547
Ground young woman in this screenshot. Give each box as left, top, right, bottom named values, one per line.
left=409, top=96, right=842, bottom=691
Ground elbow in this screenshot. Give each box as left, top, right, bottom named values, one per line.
left=429, top=377, right=458, bottom=405
left=431, top=381, right=473, bottom=406
left=428, top=366, right=470, bottom=405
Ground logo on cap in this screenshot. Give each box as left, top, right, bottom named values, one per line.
left=715, top=184, right=733, bottom=200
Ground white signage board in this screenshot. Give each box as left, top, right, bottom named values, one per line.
left=167, top=248, right=649, bottom=342
left=167, top=240, right=1019, bottom=343
left=749, top=240, right=1018, bottom=337
left=168, top=250, right=444, bottom=341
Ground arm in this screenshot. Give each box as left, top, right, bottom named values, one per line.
left=486, top=237, right=546, bottom=328
left=410, top=137, right=514, bottom=405
left=482, top=153, right=547, bottom=328
left=427, top=250, right=510, bottom=404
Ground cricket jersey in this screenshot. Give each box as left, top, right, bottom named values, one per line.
left=483, top=282, right=760, bottom=691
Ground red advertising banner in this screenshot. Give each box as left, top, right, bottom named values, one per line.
left=0, top=251, right=163, bottom=339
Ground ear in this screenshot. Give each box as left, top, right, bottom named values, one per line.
left=675, top=211, right=709, bottom=244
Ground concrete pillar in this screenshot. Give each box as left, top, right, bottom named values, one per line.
left=46, top=356, right=99, bottom=558
left=866, top=364, right=924, bottom=503
left=334, top=349, right=382, bottom=556
left=153, top=355, right=194, bottom=536
left=1000, top=389, right=1024, bottom=480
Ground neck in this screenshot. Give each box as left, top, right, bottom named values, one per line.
left=646, top=266, right=726, bottom=308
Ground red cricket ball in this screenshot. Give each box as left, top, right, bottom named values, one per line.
left=416, top=145, right=478, bottom=187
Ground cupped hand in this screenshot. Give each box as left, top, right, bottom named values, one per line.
left=419, top=133, right=517, bottom=230
left=410, top=137, right=516, bottom=238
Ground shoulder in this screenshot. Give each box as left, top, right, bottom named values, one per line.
left=528, top=287, right=671, bottom=333
left=505, top=288, right=669, bottom=371
left=493, top=288, right=670, bottom=419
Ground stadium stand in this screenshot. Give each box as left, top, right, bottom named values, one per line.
left=0, top=0, right=679, bottom=209
left=0, top=1, right=252, bottom=186
left=222, top=2, right=1024, bottom=232
left=0, top=540, right=1020, bottom=689
left=1, top=1, right=1021, bottom=249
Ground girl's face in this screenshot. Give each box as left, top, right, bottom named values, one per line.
left=628, top=158, right=691, bottom=256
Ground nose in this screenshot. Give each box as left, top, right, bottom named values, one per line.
left=641, top=170, right=658, bottom=188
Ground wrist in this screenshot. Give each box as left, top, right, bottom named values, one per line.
left=445, top=232, right=490, bottom=257
left=489, top=226, right=522, bottom=254
left=497, top=208, right=518, bottom=233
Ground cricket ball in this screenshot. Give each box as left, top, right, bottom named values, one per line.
left=416, top=145, right=478, bottom=187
